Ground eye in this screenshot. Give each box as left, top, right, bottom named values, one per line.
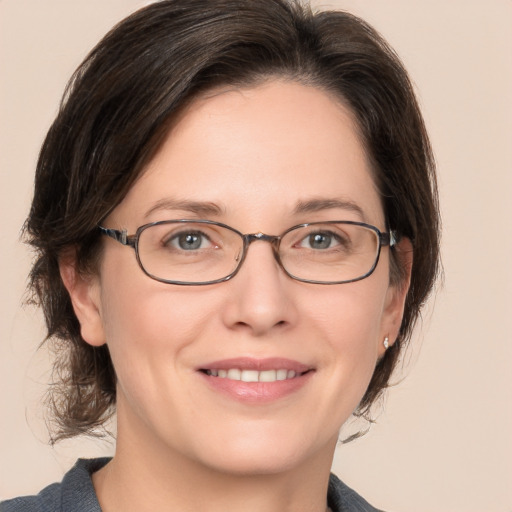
left=165, top=230, right=213, bottom=251
left=298, top=231, right=343, bottom=250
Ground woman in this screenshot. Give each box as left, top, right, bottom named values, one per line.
left=1, top=0, right=440, bottom=510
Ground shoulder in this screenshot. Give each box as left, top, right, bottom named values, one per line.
left=0, top=458, right=110, bottom=512
left=0, top=483, right=61, bottom=512
left=328, top=473, right=385, bottom=512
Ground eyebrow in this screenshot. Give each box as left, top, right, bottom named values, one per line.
left=144, top=197, right=366, bottom=221
left=292, top=198, right=366, bottom=220
left=144, top=198, right=224, bottom=219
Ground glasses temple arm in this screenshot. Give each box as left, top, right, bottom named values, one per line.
left=98, top=226, right=136, bottom=247
left=381, top=230, right=399, bottom=247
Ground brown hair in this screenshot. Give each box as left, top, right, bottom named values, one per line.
left=25, top=0, right=440, bottom=441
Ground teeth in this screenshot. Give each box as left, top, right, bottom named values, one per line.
left=241, top=370, right=259, bottom=382
left=276, top=369, right=288, bottom=381
left=227, top=368, right=241, bottom=380
left=205, top=368, right=301, bottom=382
left=259, top=370, right=276, bottom=382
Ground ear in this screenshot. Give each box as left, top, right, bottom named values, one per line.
left=380, top=237, right=413, bottom=352
left=59, top=251, right=106, bottom=347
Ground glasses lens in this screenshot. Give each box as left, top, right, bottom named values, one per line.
left=280, top=223, right=380, bottom=283
left=137, top=221, right=243, bottom=284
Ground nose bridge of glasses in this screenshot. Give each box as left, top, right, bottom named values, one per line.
left=245, top=232, right=279, bottom=244
left=241, top=232, right=282, bottom=263
left=244, top=232, right=281, bottom=252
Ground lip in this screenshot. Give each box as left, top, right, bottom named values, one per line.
left=198, top=357, right=311, bottom=373
left=197, top=357, right=314, bottom=403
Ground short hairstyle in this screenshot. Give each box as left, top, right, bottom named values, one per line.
left=25, top=0, right=440, bottom=441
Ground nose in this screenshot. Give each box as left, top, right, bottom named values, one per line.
left=221, top=239, right=298, bottom=337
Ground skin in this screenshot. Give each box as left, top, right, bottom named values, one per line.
left=61, top=80, right=410, bottom=512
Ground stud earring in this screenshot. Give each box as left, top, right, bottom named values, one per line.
left=383, top=337, right=389, bottom=350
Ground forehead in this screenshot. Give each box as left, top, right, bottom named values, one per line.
left=111, top=80, right=383, bottom=229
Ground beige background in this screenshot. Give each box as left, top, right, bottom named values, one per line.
left=1, top=1, right=511, bottom=510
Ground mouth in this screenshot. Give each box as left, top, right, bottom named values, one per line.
left=197, top=357, right=314, bottom=402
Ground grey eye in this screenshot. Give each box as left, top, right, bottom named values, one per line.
left=308, top=233, right=333, bottom=249
left=298, top=231, right=341, bottom=250
left=166, top=231, right=211, bottom=250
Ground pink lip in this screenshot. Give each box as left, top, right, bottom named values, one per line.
left=198, top=357, right=311, bottom=373
left=196, top=357, right=314, bottom=404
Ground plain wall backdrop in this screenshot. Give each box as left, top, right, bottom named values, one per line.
left=1, top=1, right=511, bottom=511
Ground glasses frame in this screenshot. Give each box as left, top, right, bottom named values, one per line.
left=99, top=219, right=397, bottom=286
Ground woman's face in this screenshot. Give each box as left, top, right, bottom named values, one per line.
left=71, top=80, right=407, bottom=475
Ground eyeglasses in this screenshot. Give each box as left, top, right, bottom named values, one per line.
left=99, top=220, right=396, bottom=285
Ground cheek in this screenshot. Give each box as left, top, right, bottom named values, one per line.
left=305, top=280, right=388, bottom=399
left=309, top=280, right=387, bottom=348
left=100, top=284, right=216, bottom=364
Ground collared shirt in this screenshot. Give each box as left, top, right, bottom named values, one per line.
left=1, top=458, right=383, bottom=512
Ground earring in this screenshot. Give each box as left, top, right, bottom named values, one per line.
left=383, top=337, right=389, bottom=350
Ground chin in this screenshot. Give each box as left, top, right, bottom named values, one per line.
left=188, top=424, right=334, bottom=477
left=201, top=449, right=307, bottom=477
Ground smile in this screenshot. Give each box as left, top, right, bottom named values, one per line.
left=197, top=358, right=314, bottom=402
left=204, top=368, right=301, bottom=382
